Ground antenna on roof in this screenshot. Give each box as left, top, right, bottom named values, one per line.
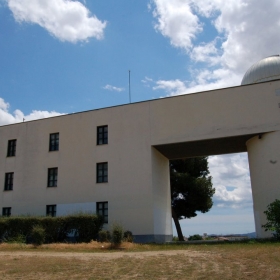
left=128, top=70, right=131, bottom=103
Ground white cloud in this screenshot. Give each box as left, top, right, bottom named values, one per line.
left=6, top=0, right=106, bottom=43
left=190, top=40, right=221, bottom=65
left=141, top=77, right=153, bottom=83
left=141, top=77, right=154, bottom=88
left=150, top=0, right=202, bottom=51
left=153, top=79, right=188, bottom=95
left=0, top=98, right=64, bottom=126
left=150, top=0, right=280, bottom=94
left=208, top=153, right=252, bottom=209
left=146, top=68, right=240, bottom=95
left=103, top=85, right=124, bottom=92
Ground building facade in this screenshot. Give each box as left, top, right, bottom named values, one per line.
left=1, top=57, right=280, bottom=240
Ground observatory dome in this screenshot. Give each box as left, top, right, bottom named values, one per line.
left=241, top=55, right=280, bottom=85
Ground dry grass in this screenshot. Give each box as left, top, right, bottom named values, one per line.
left=0, top=241, right=147, bottom=252
left=0, top=242, right=279, bottom=279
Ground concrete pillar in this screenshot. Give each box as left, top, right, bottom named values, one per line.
left=246, top=131, right=280, bottom=238
left=151, top=148, right=173, bottom=243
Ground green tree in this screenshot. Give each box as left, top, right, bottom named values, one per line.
left=170, top=157, right=215, bottom=241
left=262, top=199, right=280, bottom=240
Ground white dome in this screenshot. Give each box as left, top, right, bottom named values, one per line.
left=241, top=55, right=280, bottom=85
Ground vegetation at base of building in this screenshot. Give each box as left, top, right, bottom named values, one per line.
left=170, top=157, right=215, bottom=241
left=172, top=236, right=180, bottom=241
left=30, top=225, right=46, bottom=246
left=98, top=227, right=133, bottom=245
left=188, top=234, right=203, bottom=241
left=4, top=233, right=26, bottom=244
left=98, top=230, right=111, bottom=242
left=0, top=213, right=103, bottom=244
left=262, top=199, right=280, bottom=240
left=111, top=223, right=124, bottom=245
left=123, top=230, right=133, bottom=242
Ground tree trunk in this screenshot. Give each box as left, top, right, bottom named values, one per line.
left=172, top=207, right=184, bottom=241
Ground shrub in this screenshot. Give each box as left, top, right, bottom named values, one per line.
left=188, top=234, right=203, bottom=241
left=98, top=230, right=111, bottom=242
left=0, top=213, right=104, bottom=244
left=65, top=213, right=104, bottom=242
left=111, top=223, right=123, bottom=245
left=262, top=199, right=280, bottom=240
left=30, top=225, right=46, bottom=246
left=6, top=234, right=26, bottom=244
left=123, top=230, right=133, bottom=242
left=41, top=216, right=66, bottom=243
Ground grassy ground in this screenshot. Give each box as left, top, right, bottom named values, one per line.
left=0, top=241, right=279, bottom=279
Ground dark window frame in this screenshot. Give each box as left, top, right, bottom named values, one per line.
left=46, top=205, right=56, bottom=217
left=2, top=207, right=11, bottom=217
left=7, top=139, right=16, bottom=157
left=47, top=168, right=58, bottom=187
left=4, top=172, right=14, bottom=191
left=96, top=202, right=108, bottom=223
left=49, top=133, right=59, bottom=151
left=96, top=162, right=108, bottom=183
left=97, top=125, right=108, bottom=145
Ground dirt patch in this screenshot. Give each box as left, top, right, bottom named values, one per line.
left=0, top=249, right=210, bottom=260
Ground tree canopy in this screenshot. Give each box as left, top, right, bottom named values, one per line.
left=262, top=199, right=280, bottom=240
left=170, top=157, right=215, bottom=241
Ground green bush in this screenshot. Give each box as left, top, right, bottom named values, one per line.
left=262, top=199, right=280, bottom=240
left=30, top=225, right=46, bottom=246
left=188, top=234, right=203, bottom=241
left=41, top=216, right=66, bottom=243
left=0, top=217, right=9, bottom=242
left=98, top=230, right=111, bottom=242
left=6, top=234, right=26, bottom=244
left=111, top=224, right=124, bottom=245
left=65, top=213, right=104, bottom=242
left=0, top=213, right=104, bottom=244
left=123, top=230, right=133, bottom=242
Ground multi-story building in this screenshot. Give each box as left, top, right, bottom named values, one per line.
left=1, top=56, right=280, bottom=241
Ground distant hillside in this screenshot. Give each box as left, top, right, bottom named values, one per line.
left=208, top=232, right=256, bottom=238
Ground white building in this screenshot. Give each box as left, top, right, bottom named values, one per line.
left=1, top=56, right=280, bottom=241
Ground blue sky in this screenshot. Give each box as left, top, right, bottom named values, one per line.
left=1, top=0, right=280, bottom=236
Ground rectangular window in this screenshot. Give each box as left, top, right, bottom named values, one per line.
left=7, top=139, right=16, bottom=157
left=96, top=162, right=108, bottom=183
left=49, top=133, right=59, bottom=151
left=46, top=205, right=56, bottom=217
left=4, top=172, right=14, bottom=191
left=96, top=202, right=108, bottom=223
left=2, top=207, right=11, bottom=217
left=48, top=168, right=58, bottom=187
left=97, top=125, right=108, bottom=145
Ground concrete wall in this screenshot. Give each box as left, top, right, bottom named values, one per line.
left=149, top=80, right=280, bottom=145
left=0, top=102, right=172, bottom=241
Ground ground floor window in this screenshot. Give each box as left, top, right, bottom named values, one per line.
left=2, top=207, right=11, bottom=217
left=96, top=202, right=108, bottom=223
left=46, top=205, right=56, bottom=217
